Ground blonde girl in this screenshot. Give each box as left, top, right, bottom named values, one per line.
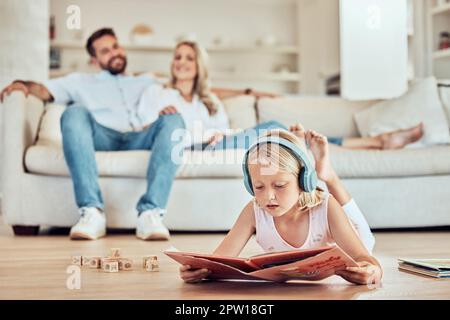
left=179, top=128, right=383, bottom=285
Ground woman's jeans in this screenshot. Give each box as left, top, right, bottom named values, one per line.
left=60, top=106, right=185, bottom=214
left=196, top=121, right=343, bottom=151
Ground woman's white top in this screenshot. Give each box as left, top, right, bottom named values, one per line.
left=139, top=84, right=230, bottom=146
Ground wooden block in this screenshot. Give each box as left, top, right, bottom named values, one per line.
left=143, top=255, right=158, bottom=268
left=82, top=257, right=92, bottom=266
left=89, top=257, right=102, bottom=269
left=100, top=257, right=113, bottom=269
left=71, top=256, right=82, bottom=266
left=102, top=261, right=119, bottom=273
left=104, top=257, right=121, bottom=263
left=118, top=258, right=133, bottom=271
left=101, top=257, right=114, bottom=265
left=145, top=259, right=159, bottom=272
left=110, top=248, right=121, bottom=258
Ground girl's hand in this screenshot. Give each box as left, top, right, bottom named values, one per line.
left=159, top=105, right=179, bottom=116
left=335, top=261, right=382, bottom=285
left=207, top=132, right=225, bottom=146
left=179, top=265, right=211, bottom=283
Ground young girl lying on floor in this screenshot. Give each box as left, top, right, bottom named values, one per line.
left=179, top=128, right=383, bottom=285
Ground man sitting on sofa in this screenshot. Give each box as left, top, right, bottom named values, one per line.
left=0, top=28, right=186, bottom=241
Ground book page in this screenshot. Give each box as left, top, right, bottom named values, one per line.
left=249, top=246, right=334, bottom=269
left=249, top=247, right=358, bottom=282
left=164, top=252, right=266, bottom=281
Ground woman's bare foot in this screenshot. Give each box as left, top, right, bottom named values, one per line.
left=306, top=130, right=337, bottom=183
left=289, top=123, right=308, bottom=150
left=378, top=123, right=424, bottom=150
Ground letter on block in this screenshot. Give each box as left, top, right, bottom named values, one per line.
left=103, top=261, right=119, bottom=273
left=71, top=256, right=82, bottom=266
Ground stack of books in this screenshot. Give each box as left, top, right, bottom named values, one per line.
left=398, top=258, right=450, bottom=278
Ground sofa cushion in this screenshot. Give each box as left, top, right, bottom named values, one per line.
left=329, top=145, right=450, bottom=178
left=438, top=80, right=450, bottom=126
left=221, top=95, right=257, bottom=130
left=25, top=145, right=247, bottom=178
left=354, top=77, right=450, bottom=147
left=37, top=95, right=257, bottom=148
left=37, top=104, right=64, bottom=147
left=25, top=143, right=450, bottom=179
left=257, top=97, right=377, bottom=138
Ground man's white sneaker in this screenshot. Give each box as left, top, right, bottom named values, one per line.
left=136, top=208, right=170, bottom=241
left=69, top=207, right=106, bottom=240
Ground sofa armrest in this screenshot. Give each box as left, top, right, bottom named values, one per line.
left=1, top=92, right=45, bottom=223
left=2, top=92, right=44, bottom=175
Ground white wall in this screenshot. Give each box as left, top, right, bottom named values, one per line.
left=0, top=0, right=49, bottom=203
left=411, top=0, right=428, bottom=78
left=297, top=0, right=340, bottom=95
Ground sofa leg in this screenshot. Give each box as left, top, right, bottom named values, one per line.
left=12, top=225, right=40, bottom=236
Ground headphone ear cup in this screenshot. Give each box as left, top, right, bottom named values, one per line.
left=242, top=152, right=254, bottom=196
left=309, top=170, right=318, bottom=192
left=299, top=167, right=306, bottom=191
left=299, top=167, right=318, bottom=193
left=243, top=174, right=255, bottom=196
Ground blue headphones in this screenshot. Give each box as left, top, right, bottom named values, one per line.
left=242, top=136, right=318, bottom=196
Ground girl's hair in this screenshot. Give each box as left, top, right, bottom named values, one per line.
left=168, top=40, right=221, bottom=116
left=248, top=129, right=324, bottom=211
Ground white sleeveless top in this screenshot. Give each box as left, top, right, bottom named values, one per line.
left=254, top=192, right=336, bottom=253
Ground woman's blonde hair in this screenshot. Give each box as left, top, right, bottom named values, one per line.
left=168, top=40, right=221, bottom=116
left=248, top=129, right=324, bottom=211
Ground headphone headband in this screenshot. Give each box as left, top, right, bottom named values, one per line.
left=242, top=136, right=318, bottom=195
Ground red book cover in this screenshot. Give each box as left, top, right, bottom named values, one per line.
left=165, top=245, right=359, bottom=282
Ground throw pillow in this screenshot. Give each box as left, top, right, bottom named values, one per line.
left=438, top=80, right=450, bottom=126
left=354, top=77, right=450, bottom=146
left=221, top=95, right=257, bottom=130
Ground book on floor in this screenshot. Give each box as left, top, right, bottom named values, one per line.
left=164, top=245, right=358, bottom=282
left=398, top=258, right=450, bottom=278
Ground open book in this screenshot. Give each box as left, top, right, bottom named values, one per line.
left=165, top=245, right=358, bottom=282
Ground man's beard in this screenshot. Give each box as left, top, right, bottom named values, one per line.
left=101, top=55, right=127, bottom=75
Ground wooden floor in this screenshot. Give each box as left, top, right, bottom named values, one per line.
left=1, top=219, right=450, bottom=300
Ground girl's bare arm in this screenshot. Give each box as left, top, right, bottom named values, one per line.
left=213, top=200, right=256, bottom=256
left=327, top=196, right=382, bottom=284
left=179, top=201, right=256, bottom=283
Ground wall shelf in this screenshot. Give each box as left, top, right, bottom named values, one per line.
left=49, top=67, right=301, bottom=82
left=433, top=48, right=450, bottom=59
left=430, top=3, right=450, bottom=15
left=50, top=41, right=300, bottom=55
left=211, top=72, right=301, bottom=82
left=428, top=0, right=450, bottom=78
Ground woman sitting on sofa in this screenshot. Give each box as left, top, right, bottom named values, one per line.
left=139, top=40, right=423, bottom=152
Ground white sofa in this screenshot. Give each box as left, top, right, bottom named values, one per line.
left=2, top=91, right=450, bottom=235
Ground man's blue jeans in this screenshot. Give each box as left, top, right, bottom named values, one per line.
left=60, top=106, right=186, bottom=214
